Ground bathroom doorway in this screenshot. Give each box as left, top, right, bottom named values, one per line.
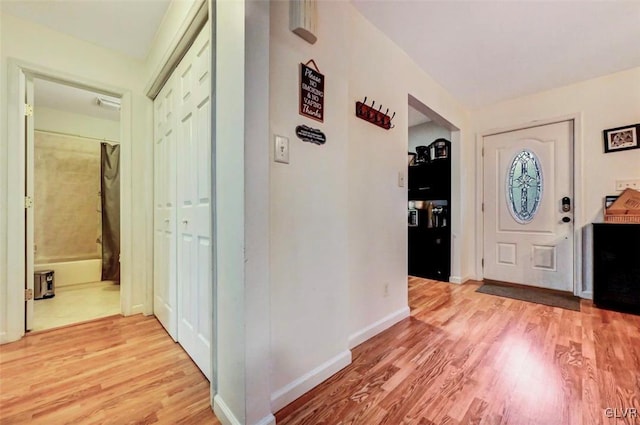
left=29, top=78, right=122, bottom=332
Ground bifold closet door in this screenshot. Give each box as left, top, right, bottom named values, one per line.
left=153, top=72, right=178, bottom=341
left=175, top=24, right=212, bottom=380
left=153, top=23, right=212, bottom=380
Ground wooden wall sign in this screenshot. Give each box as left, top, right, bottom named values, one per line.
left=299, top=60, right=324, bottom=122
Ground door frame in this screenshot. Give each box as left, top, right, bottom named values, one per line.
left=5, top=59, right=134, bottom=342
left=475, top=113, right=586, bottom=298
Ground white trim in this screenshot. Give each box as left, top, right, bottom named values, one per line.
left=474, top=132, right=484, bottom=282
left=580, top=291, right=593, bottom=300
left=348, top=307, right=410, bottom=349
left=145, top=0, right=208, bottom=99
left=251, top=414, right=277, bottom=425
left=449, top=275, right=472, bottom=285
left=0, top=332, right=7, bottom=345
left=6, top=62, right=25, bottom=342
left=213, top=394, right=242, bottom=425
left=4, top=59, right=135, bottom=343
left=572, top=114, right=585, bottom=296
left=476, top=114, right=583, bottom=296
left=130, top=304, right=145, bottom=315
left=213, top=397, right=275, bottom=425
left=270, top=350, right=352, bottom=412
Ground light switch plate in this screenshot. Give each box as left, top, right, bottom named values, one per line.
left=398, top=171, right=405, bottom=188
left=274, top=135, right=289, bottom=164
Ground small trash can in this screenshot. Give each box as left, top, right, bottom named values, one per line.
left=34, top=270, right=55, bottom=299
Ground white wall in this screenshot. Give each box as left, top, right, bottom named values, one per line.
left=0, top=12, right=151, bottom=341
left=0, top=4, right=6, bottom=342
left=471, top=66, right=640, bottom=295
left=34, top=106, right=120, bottom=141
left=242, top=1, right=275, bottom=424
left=269, top=1, right=473, bottom=411
left=408, top=121, right=451, bottom=153
left=269, top=1, right=351, bottom=410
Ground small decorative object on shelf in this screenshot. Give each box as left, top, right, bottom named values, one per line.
left=355, top=97, right=395, bottom=130
left=604, top=188, right=640, bottom=223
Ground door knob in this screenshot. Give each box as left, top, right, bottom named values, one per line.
left=182, top=220, right=188, bottom=224
left=562, top=216, right=571, bottom=223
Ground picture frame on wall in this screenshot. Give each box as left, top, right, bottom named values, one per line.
left=603, top=124, right=640, bottom=153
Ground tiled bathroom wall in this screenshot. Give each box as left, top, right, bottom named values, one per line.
left=34, top=131, right=101, bottom=263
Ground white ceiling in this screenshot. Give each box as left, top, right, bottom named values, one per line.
left=1, top=0, right=171, bottom=60
left=352, top=1, right=640, bottom=109
left=35, top=79, right=121, bottom=122
left=5, top=1, right=640, bottom=110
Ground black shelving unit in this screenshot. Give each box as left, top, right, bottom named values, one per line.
left=408, top=140, right=451, bottom=281
left=593, top=223, right=640, bottom=315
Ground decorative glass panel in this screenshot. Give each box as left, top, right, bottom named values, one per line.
left=506, top=150, right=543, bottom=223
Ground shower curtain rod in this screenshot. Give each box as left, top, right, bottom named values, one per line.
left=35, top=129, right=119, bottom=145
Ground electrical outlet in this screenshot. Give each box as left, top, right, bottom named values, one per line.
left=397, top=171, right=405, bottom=188
left=615, top=179, right=640, bottom=191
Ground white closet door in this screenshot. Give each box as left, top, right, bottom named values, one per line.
left=153, top=76, right=178, bottom=340
left=175, top=24, right=212, bottom=380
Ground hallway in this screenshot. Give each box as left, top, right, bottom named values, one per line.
left=276, top=277, right=640, bottom=425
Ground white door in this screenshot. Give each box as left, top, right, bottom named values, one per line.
left=153, top=78, right=178, bottom=341
left=153, top=23, right=212, bottom=379
left=483, top=120, right=574, bottom=292
left=25, top=74, right=35, bottom=330
left=175, top=26, right=212, bottom=379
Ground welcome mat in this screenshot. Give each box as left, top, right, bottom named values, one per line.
left=476, top=281, right=581, bottom=311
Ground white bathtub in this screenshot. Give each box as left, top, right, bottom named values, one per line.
left=35, top=259, right=102, bottom=287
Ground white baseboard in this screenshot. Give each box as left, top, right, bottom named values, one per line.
left=449, top=275, right=472, bottom=284
left=213, top=394, right=242, bottom=425
left=348, top=306, right=410, bottom=349
left=0, top=331, right=7, bottom=345
left=270, top=350, right=352, bottom=412
left=130, top=304, right=144, bottom=315
left=580, top=291, right=593, bottom=300
left=212, top=394, right=275, bottom=425
left=252, top=414, right=276, bottom=425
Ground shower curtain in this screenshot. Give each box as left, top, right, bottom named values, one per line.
left=101, top=143, right=121, bottom=282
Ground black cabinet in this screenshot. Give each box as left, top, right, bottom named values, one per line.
left=408, top=227, right=450, bottom=280
left=408, top=140, right=451, bottom=281
left=593, top=223, right=640, bottom=314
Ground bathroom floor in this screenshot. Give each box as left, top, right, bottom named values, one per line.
left=32, top=281, right=120, bottom=332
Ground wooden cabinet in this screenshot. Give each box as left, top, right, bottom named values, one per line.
left=592, top=223, right=640, bottom=314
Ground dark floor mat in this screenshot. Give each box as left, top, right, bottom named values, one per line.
left=476, top=281, right=581, bottom=311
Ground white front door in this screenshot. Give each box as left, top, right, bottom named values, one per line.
left=483, top=120, right=574, bottom=292
left=153, top=23, right=212, bottom=380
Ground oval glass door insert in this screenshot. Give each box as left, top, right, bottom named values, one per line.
left=506, top=150, right=543, bottom=223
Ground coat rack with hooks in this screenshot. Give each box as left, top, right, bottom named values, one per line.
left=355, top=97, right=395, bottom=130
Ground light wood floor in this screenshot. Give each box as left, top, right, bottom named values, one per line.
left=276, top=277, right=640, bottom=425
left=0, top=315, right=221, bottom=425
